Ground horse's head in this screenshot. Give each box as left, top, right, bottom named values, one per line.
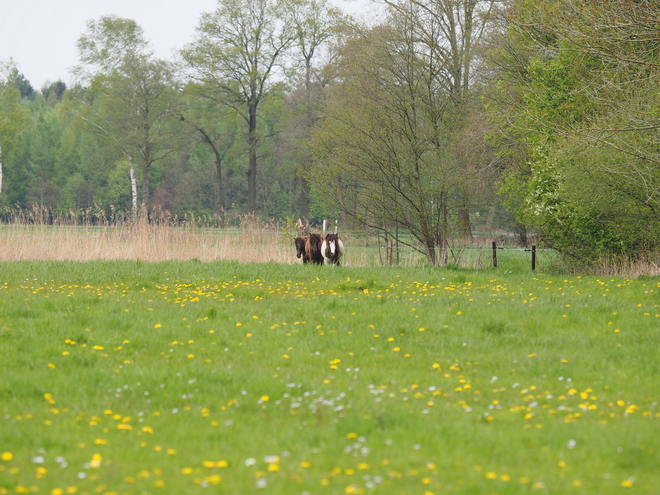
left=325, top=234, right=338, bottom=255
left=309, top=233, right=321, bottom=249
left=294, top=237, right=306, bottom=258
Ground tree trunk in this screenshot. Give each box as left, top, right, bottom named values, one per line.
left=299, top=177, right=311, bottom=222
left=484, top=204, right=497, bottom=231
left=214, top=149, right=226, bottom=226
left=421, top=205, right=437, bottom=266
left=141, top=162, right=150, bottom=217
left=247, top=101, right=258, bottom=214
left=298, top=58, right=313, bottom=222
left=440, top=192, right=449, bottom=265
left=129, top=158, right=138, bottom=219
left=425, top=239, right=437, bottom=267
left=457, top=189, right=473, bottom=240
left=194, top=126, right=227, bottom=226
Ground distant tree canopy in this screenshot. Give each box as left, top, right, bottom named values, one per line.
left=9, top=68, right=35, bottom=100
left=42, top=81, right=67, bottom=103
left=1, top=0, right=660, bottom=266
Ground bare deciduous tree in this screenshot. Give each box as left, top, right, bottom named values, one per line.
left=182, top=0, right=294, bottom=214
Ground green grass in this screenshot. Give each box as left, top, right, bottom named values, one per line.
left=0, top=260, right=658, bottom=494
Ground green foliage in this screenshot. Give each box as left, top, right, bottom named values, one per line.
left=8, top=67, right=35, bottom=100
left=489, top=0, right=660, bottom=264
left=41, top=81, right=67, bottom=104
left=0, top=70, right=30, bottom=193
left=96, top=160, right=133, bottom=211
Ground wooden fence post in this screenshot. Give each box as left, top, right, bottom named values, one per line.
left=531, top=245, right=536, bottom=271
left=492, top=241, right=497, bottom=268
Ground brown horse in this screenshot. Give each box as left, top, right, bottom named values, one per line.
left=294, top=236, right=310, bottom=263
left=305, top=233, right=324, bottom=265
left=321, top=233, right=344, bottom=265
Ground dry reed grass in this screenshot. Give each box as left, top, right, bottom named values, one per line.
left=571, top=257, right=660, bottom=278
left=0, top=223, right=298, bottom=264
left=3, top=205, right=658, bottom=275
left=0, top=224, right=498, bottom=268
left=0, top=207, right=311, bottom=264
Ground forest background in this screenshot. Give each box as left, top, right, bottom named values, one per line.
left=1, top=0, right=659, bottom=268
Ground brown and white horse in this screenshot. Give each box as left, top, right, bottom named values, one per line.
left=321, top=233, right=344, bottom=265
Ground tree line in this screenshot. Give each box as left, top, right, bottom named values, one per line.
left=1, top=0, right=658, bottom=266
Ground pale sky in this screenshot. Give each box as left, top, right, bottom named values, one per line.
left=0, top=0, right=375, bottom=90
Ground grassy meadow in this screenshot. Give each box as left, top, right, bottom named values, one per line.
left=0, top=229, right=659, bottom=494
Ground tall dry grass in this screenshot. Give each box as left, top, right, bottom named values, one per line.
left=0, top=223, right=300, bottom=263
left=0, top=206, right=408, bottom=266
left=4, top=206, right=658, bottom=275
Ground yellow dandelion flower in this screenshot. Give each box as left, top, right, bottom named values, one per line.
left=1, top=452, right=12, bottom=462
left=90, top=454, right=102, bottom=468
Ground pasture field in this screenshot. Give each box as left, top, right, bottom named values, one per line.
left=1, top=260, right=659, bottom=494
